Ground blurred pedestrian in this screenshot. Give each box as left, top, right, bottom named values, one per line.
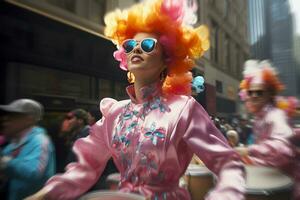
left=60, top=109, right=90, bottom=167
left=211, top=117, right=227, bottom=138
left=226, top=130, right=242, bottom=148
left=0, top=99, right=55, bottom=200
left=239, top=117, right=253, bottom=145
left=87, top=106, right=102, bottom=126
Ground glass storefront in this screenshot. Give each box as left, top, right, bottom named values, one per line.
left=5, top=62, right=128, bottom=110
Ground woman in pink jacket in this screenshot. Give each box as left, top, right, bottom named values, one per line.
left=238, top=59, right=298, bottom=199
left=26, top=0, right=245, bottom=199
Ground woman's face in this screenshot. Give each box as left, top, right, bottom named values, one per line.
left=245, top=84, right=272, bottom=114
left=125, top=32, right=165, bottom=82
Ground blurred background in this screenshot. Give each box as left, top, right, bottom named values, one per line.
left=0, top=0, right=299, bottom=127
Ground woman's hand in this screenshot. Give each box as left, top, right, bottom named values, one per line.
left=24, top=188, right=48, bottom=200
left=234, top=146, right=253, bottom=165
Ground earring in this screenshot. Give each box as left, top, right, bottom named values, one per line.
left=127, top=72, right=135, bottom=83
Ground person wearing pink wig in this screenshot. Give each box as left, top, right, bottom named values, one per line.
left=238, top=59, right=299, bottom=199
left=25, top=0, right=245, bottom=199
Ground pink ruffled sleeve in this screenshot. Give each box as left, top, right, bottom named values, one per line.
left=248, top=109, right=295, bottom=168
left=181, top=98, right=245, bottom=200
left=43, top=98, right=118, bottom=200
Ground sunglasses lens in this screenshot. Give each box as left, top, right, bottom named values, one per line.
left=141, top=38, right=156, bottom=53
left=123, top=40, right=137, bottom=53
left=248, top=90, right=264, bottom=97
left=257, top=91, right=263, bottom=96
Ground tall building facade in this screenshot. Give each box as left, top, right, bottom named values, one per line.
left=197, top=0, right=250, bottom=116
left=268, top=0, right=297, bottom=96
left=1, top=0, right=130, bottom=108
left=1, top=0, right=249, bottom=118
left=294, top=35, right=300, bottom=95
left=248, top=0, right=299, bottom=97
left=248, top=0, right=269, bottom=59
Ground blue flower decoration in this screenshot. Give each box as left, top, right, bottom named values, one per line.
left=192, top=76, right=205, bottom=93
left=150, top=97, right=169, bottom=113
left=144, top=122, right=166, bottom=145
left=120, top=135, right=130, bottom=147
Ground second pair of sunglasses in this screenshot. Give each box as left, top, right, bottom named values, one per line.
left=122, top=38, right=157, bottom=54
left=247, top=90, right=264, bottom=97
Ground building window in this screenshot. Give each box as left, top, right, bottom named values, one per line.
left=210, top=20, right=218, bottom=64
left=45, top=0, right=76, bottom=12
left=25, top=0, right=106, bottom=25
left=9, top=0, right=107, bottom=35
left=216, top=80, right=223, bottom=93
left=114, top=82, right=128, bottom=100
left=99, top=78, right=113, bottom=100
left=18, top=64, right=91, bottom=99
left=236, top=0, right=244, bottom=12
left=235, top=48, right=240, bottom=76
left=223, top=35, right=230, bottom=70
left=98, top=79, right=128, bottom=101
left=235, top=50, right=241, bottom=75
left=210, top=0, right=215, bottom=6
left=88, top=0, right=107, bottom=25
left=232, top=44, right=237, bottom=75
left=238, top=53, right=245, bottom=77
left=271, top=2, right=287, bottom=21
left=215, top=0, right=225, bottom=16
left=228, top=7, right=236, bottom=27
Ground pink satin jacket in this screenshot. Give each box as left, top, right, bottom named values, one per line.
left=44, top=83, right=245, bottom=200
left=248, top=104, right=299, bottom=199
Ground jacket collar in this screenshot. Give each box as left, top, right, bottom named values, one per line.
left=126, top=81, right=162, bottom=104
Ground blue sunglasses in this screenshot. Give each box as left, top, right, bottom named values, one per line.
left=122, top=38, right=157, bottom=54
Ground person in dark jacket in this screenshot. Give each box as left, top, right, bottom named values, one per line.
left=56, top=109, right=90, bottom=172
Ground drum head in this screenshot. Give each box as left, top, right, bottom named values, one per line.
left=185, top=164, right=212, bottom=176
left=106, top=173, right=121, bottom=182
left=245, top=166, right=293, bottom=195
left=79, top=191, right=146, bottom=200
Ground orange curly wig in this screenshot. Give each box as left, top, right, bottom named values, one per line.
left=104, top=0, right=209, bottom=96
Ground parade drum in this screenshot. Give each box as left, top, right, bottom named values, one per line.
left=79, top=191, right=146, bottom=200
left=105, top=173, right=121, bottom=190
left=184, top=164, right=214, bottom=200
left=245, top=166, right=293, bottom=200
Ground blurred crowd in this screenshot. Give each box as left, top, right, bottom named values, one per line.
left=1, top=97, right=298, bottom=200
left=210, top=115, right=254, bottom=148
left=0, top=96, right=299, bottom=200
left=0, top=99, right=118, bottom=200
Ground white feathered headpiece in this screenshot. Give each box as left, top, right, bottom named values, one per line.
left=242, top=60, right=279, bottom=85
left=239, top=59, right=284, bottom=100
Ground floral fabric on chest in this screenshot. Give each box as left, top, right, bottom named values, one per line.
left=111, top=82, right=169, bottom=184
